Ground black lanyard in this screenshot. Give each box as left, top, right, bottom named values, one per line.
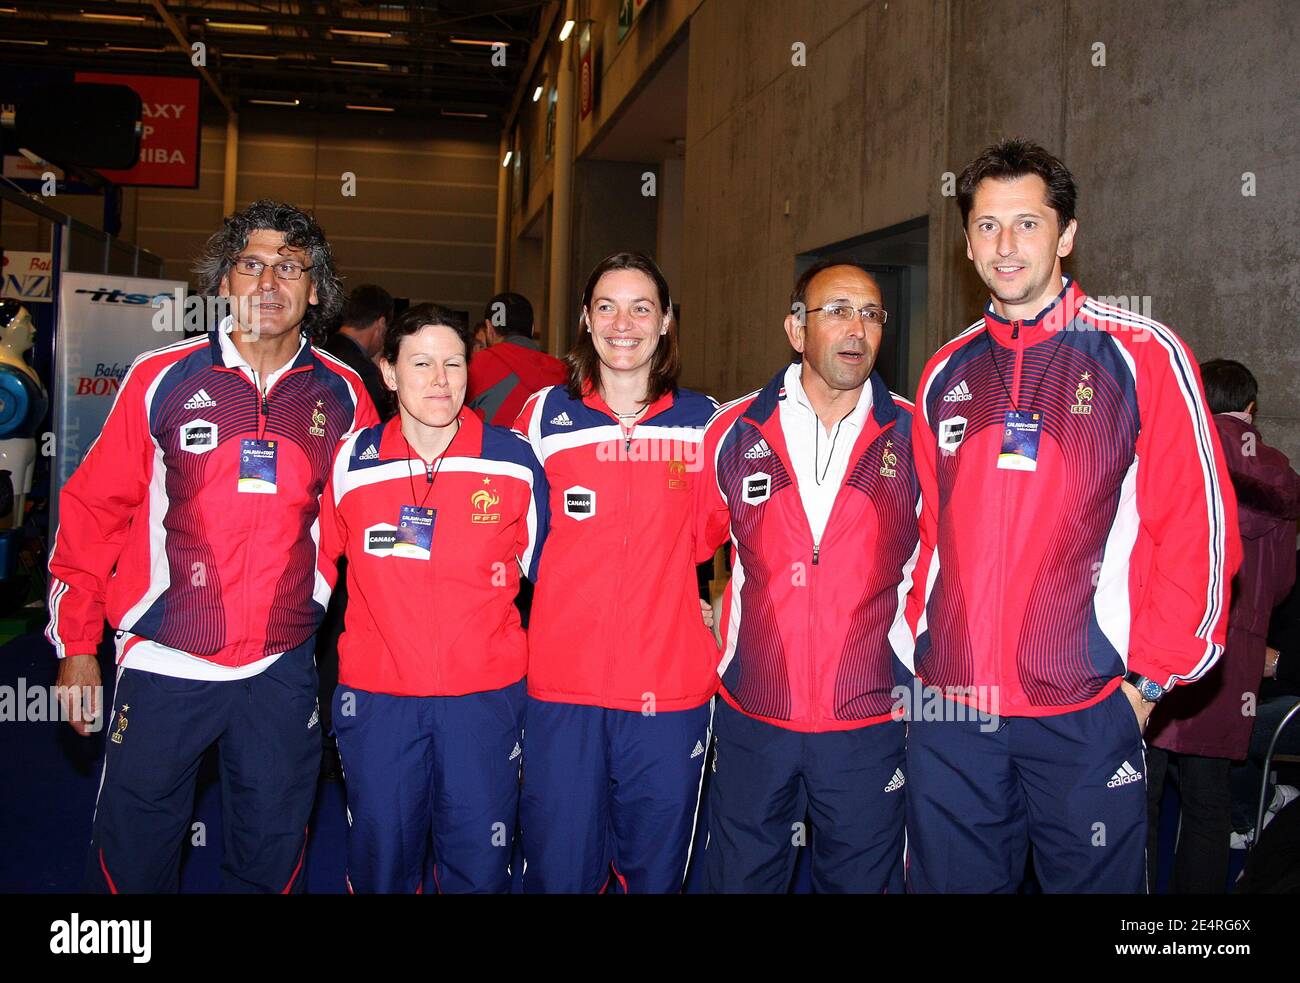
left=813, top=407, right=855, bottom=486
left=403, top=418, right=460, bottom=509
left=983, top=328, right=1066, bottom=412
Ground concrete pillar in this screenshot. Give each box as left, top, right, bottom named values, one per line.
left=222, top=112, right=239, bottom=217
left=546, top=6, right=576, bottom=359
left=494, top=131, right=511, bottom=293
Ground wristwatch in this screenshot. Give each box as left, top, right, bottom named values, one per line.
left=1124, top=671, right=1165, bottom=703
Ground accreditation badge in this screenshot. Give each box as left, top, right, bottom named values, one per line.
left=238, top=438, right=278, bottom=493
left=997, top=410, right=1043, bottom=472
left=393, top=505, right=436, bottom=560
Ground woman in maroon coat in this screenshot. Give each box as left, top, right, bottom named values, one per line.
left=1146, top=359, right=1300, bottom=892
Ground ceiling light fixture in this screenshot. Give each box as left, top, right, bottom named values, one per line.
left=346, top=104, right=394, bottom=112
left=206, top=21, right=269, bottom=32
left=249, top=98, right=300, bottom=107
left=332, top=58, right=390, bottom=69
left=83, top=12, right=146, bottom=23
left=330, top=28, right=393, bottom=39
left=558, top=20, right=575, bottom=42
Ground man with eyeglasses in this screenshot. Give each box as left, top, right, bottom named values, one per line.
left=48, top=199, right=378, bottom=892
left=694, top=258, right=919, bottom=891
left=903, top=139, right=1239, bottom=892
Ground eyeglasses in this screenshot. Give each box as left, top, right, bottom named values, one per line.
left=232, top=257, right=313, bottom=280
left=805, top=304, right=889, bottom=325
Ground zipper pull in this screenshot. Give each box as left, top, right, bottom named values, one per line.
left=1011, top=320, right=1020, bottom=340
left=261, top=393, right=269, bottom=416
left=812, top=544, right=820, bottom=566
left=425, top=462, right=434, bottom=484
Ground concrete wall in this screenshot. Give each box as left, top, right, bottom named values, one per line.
left=507, top=0, right=700, bottom=346
left=575, top=0, right=703, bottom=158
left=110, top=111, right=500, bottom=319
left=569, top=159, right=661, bottom=348
left=681, top=0, right=1300, bottom=459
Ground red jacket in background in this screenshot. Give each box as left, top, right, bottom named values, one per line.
left=906, top=277, right=1241, bottom=717
left=1149, top=414, right=1300, bottom=758
left=468, top=336, right=567, bottom=427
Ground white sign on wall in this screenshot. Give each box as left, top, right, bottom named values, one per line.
left=2, top=250, right=54, bottom=303
left=53, top=272, right=186, bottom=530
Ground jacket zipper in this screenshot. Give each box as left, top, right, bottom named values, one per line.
left=759, top=413, right=891, bottom=728
left=995, top=321, right=1026, bottom=705
left=602, top=406, right=638, bottom=702
left=218, top=362, right=312, bottom=661
left=430, top=456, right=440, bottom=692
left=810, top=417, right=891, bottom=725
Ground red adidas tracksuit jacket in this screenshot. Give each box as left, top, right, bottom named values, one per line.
left=316, top=409, right=549, bottom=696
left=696, top=368, right=920, bottom=732
left=468, top=336, right=568, bottom=427
left=513, top=383, right=720, bottom=712
left=46, top=330, right=378, bottom=671
left=905, top=277, right=1241, bottom=717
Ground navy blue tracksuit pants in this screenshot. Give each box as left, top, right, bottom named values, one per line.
left=704, top=699, right=906, bottom=893
left=333, top=678, right=526, bottom=894
left=519, top=697, right=713, bottom=893
left=86, top=638, right=320, bottom=893
left=905, top=686, right=1148, bottom=893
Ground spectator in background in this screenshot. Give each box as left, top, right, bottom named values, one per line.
left=324, top=284, right=394, bottom=420
left=1230, top=552, right=1300, bottom=846
left=1146, top=359, right=1300, bottom=892
left=467, top=292, right=567, bottom=427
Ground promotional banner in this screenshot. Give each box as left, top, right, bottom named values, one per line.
left=52, top=272, right=186, bottom=530
left=1, top=251, right=53, bottom=304
left=72, top=72, right=201, bottom=188
left=618, top=0, right=652, bottom=42
left=579, top=24, right=594, bottom=120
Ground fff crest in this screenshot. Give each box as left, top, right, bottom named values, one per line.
left=471, top=488, right=502, bottom=523
left=1071, top=373, right=1095, bottom=415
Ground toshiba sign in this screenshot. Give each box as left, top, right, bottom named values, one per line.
left=73, top=72, right=201, bottom=188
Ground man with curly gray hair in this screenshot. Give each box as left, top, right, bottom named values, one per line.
left=48, top=200, right=378, bottom=892
left=194, top=197, right=344, bottom=347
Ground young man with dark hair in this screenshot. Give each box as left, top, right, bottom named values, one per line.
left=904, top=139, right=1240, bottom=892
left=467, top=291, right=566, bottom=427
left=1199, top=358, right=1259, bottom=417
left=1146, top=359, right=1300, bottom=892
left=48, top=199, right=378, bottom=892
left=325, top=284, right=395, bottom=420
